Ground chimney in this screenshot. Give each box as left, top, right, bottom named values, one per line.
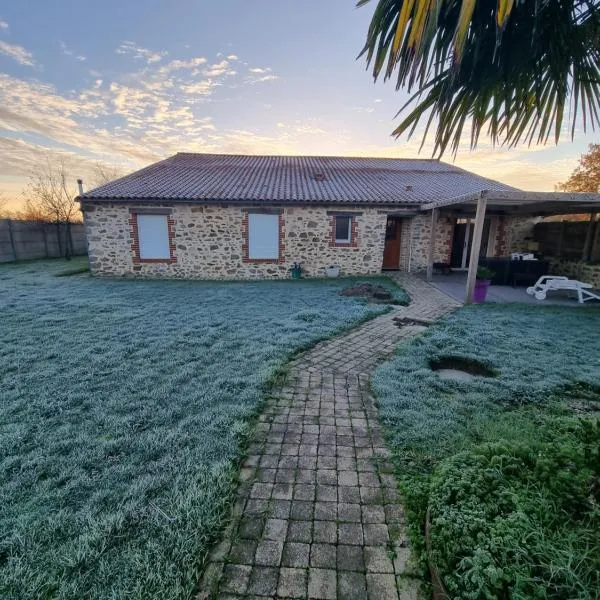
left=77, top=179, right=84, bottom=196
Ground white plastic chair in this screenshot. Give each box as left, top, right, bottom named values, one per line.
left=527, top=275, right=600, bottom=303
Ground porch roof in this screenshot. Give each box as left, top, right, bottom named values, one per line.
left=421, top=190, right=600, bottom=216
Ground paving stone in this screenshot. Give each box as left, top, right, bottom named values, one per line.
left=338, top=571, right=368, bottom=600
left=256, top=467, right=277, bottom=483
left=360, top=486, right=383, bottom=505
left=250, top=483, right=273, bottom=500
left=313, top=520, right=337, bottom=544
left=264, top=518, right=288, bottom=541
left=393, top=546, right=416, bottom=576
left=287, top=520, right=312, bottom=543
left=396, top=576, right=422, bottom=600
left=317, top=470, right=338, bottom=486
left=255, top=540, right=284, bottom=566
left=229, top=539, right=257, bottom=564
left=364, top=546, right=394, bottom=574
left=276, top=468, right=297, bottom=483
left=338, top=486, right=361, bottom=504
left=314, top=501, right=337, bottom=521
left=238, top=517, right=264, bottom=540
left=362, top=505, right=386, bottom=524
left=220, top=564, right=251, bottom=595
left=366, top=573, right=399, bottom=600
left=282, top=542, right=311, bottom=568
left=308, top=567, right=337, bottom=600
left=247, top=566, right=279, bottom=595
left=291, top=500, right=314, bottom=520
left=338, top=522, right=363, bottom=546
left=338, top=471, right=359, bottom=486
left=297, top=468, right=317, bottom=483
left=271, top=499, right=292, bottom=519
left=337, top=544, right=365, bottom=572
left=338, top=502, right=361, bottom=522
left=294, top=483, right=316, bottom=501
left=273, top=483, right=294, bottom=500
left=310, top=543, right=337, bottom=569
left=316, top=485, right=337, bottom=502
left=363, top=523, right=390, bottom=545
left=277, top=567, right=307, bottom=598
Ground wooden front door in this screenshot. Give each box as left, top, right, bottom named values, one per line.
left=382, top=218, right=402, bottom=270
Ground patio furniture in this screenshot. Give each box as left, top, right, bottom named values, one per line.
left=478, top=258, right=549, bottom=286
left=433, top=262, right=452, bottom=275
left=526, top=275, right=600, bottom=303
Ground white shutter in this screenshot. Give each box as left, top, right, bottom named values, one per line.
left=137, top=214, right=170, bottom=259
left=248, top=213, right=279, bottom=259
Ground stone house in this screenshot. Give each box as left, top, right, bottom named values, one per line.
left=78, top=153, right=599, bottom=281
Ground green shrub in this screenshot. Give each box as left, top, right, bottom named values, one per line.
left=428, top=421, right=600, bottom=600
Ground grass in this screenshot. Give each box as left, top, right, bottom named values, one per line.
left=371, top=303, right=600, bottom=598
left=0, top=260, right=404, bottom=600
left=54, top=256, right=90, bottom=277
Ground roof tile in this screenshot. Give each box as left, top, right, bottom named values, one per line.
left=80, top=153, right=518, bottom=205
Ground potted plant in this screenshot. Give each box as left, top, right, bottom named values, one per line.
left=474, top=266, right=495, bottom=303
left=290, top=262, right=302, bottom=279
left=325, top=265, right=340, bottom=278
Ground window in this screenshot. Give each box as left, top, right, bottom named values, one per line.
left=335, top=216, right=352, bottom=244
left=137, top=214, right=170, bottom=259
left=248, top=213, right=280, bottom=260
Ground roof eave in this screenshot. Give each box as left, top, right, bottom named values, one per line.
left=78, top=196, right=423, bottom=209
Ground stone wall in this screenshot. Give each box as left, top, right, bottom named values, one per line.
left=501, top=216, right=539, bottom=254
left=406, top=213, right=454, bottom=271
left=548, top=259, right=600, bottom=287
left=83, top=202, right=388, bottom=279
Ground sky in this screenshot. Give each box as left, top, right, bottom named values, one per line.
left=0, top=0, right=595, bottom=210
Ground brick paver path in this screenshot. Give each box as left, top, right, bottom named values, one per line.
left=198, top=274, right=459, bottom=600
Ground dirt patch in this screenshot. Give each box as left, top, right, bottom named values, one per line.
left=393, top=316, right=430, bottom=328
left=340, top=283, right=395, bottom=303
left=430, top=356, right=497, bottom=378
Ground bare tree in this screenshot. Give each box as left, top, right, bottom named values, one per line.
left=13, top=199, right=52, bottom=222
left=91, top=162, right=124, bottom=188
left=0, top=192, right=10, bottom=218
left=24, top=157, right=80, bottom=258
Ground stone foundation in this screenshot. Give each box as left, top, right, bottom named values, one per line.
left=83, top=203, right=387, bottom=279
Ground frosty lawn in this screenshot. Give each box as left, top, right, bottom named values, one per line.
left=0, top=260, right=403, bottom=600
left=371, top=303, right=600, bottom=598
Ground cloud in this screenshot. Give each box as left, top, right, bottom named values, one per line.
left=158, top=56, right=207, bottom=74
left=227, top=54, right=238, bottom=60
left=181, top=80, right=219, bottom=95
left=203, top=60, right=233, bottom=77
left=59, top=41, right=86, bottom=62
left=249, top=74, right=278, bottom=84
left=249, top=67, right=269, bottom=74
left=116, top=40, right=167, bottom=64
left=0, top=20, right=8, bottom=31
left=0, top=40, right=36, bottom=67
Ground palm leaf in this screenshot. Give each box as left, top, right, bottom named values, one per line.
left=359, top=0, right=600, bottom=156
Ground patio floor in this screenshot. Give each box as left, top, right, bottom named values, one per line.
left=429, top=273, right=597, bottom=306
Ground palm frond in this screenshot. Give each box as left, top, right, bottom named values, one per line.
left=359, top=0, right=600, bottom=156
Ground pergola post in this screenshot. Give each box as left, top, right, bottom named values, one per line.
left=426, top=208, right=438, bottom=281
left=465, top=195, right=488, bottom=304
left=582, top=212, right=597, bottom=262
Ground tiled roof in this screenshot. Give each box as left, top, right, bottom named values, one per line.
left=79, top=152, right=518, bottom=206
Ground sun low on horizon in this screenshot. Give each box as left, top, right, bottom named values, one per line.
left=0, top=0, right=594, bottom=210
